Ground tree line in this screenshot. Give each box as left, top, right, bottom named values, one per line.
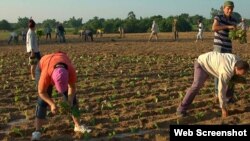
left=0, top=9, right=248, bottom=34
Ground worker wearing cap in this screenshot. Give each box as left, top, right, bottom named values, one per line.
left=31, top=52, right=91, bottom=141
left=212, top=1, right=238, bottom=99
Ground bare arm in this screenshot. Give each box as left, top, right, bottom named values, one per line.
left=218, top=74, right=231, bottom=118
left=38, top=89, right=57, bottom=113
left=68, top=83, right=76, bottom=107
left=212, top=19, right=236, bottom=31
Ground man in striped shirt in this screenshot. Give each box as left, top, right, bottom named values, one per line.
left=212, top=1, right=237, bottom=99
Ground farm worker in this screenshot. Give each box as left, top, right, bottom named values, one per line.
left=7, top=31, right=19, bottom=44
left=118, top=26, right=125, bottom=38
left=55, top=27, right=59, bottom=40
left=237, top=18, right=248, bottom=43
left=44, top=25, right=52, bottom=40
left=84, top=30, right=94, bottom=42
left=172, top=18, right=178, bottom=41
left=26, top=19, right=41, bottom=80
left=57, top=23, right=66, bottom=43
left=96, top=28, right=104, bottom=37
left=212, top=1, right=237, bottom=98
left=176, top=51, right=249, bottom=118
left=31, top=52, right=91, bottom=140
left=195, top=19, right=204, bottom=42
left=148, top=20, right=159, bottom=41
left=21, top=28, right=27, bottom=42
left=238, top=18, right=249, bottom=31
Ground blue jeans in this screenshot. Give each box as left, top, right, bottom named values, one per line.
left=35, top=65, right=78, bottom=119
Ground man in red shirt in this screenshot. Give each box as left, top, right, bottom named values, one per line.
left=31, top=52, right=91, bottom=140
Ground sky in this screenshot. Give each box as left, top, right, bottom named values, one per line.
left=0, top=0, right=250, bottom=23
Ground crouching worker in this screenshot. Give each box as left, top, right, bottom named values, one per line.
left=31, top=52, right=91, bottom=140
left=176, top=51, right=249, bottom=118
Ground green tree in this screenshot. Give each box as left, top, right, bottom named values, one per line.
left=179, top=13, right=190, bottom=21
left=127, top=11, right=136, bottom=20
left=42, top=19, right=57, bottom=28
left=0, top=19, right=12, bottom=30
left=210, top=8, right=222, bottom=19
left=16, top=17, right=29, bottom=28
left=83, top=16, right=105, bottom=33
left=67, top=16, right=83, bottom=28
left=124, top=11, right=138, bottom=33
left=189, top=15, right=205, bottom=25
left=176, top=17, right=192, bottom=32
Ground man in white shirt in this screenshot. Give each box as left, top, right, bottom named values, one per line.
left=26, top=19, right=41, bottom=80
left=196, top=19, right=204, bottom=42
left=148, top=20, right=159, bottom=41
left=238, top=18, right=249, bottom=31
left=177, top=51, right=249, bottom=118
left=237, top=18, right=248, bottom=44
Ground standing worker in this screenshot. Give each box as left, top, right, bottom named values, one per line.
left=237, top=18, right=249, bottom=44
left=148, top=20, right=159, bottom=41
left=172, top=19, right=179, bottom=41
left=57, top=23, right=66, bottom=43
left=26, top=19, right=41, bottom=80
left=45, top=25, right=52, bottom=40
left=212, top=1, right=237, bottom=99
left=196, top=19, right=204, bottom=42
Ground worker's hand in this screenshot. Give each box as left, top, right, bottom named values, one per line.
left=50, top=103, right=57, bottom=114
left=221, top=107, right=228, bottom=118
left=228, top=25, right=236, bottom=30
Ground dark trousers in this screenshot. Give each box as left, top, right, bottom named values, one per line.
left=85, top=33, right=93, bottom=41
left=46, top=33, right=51, bottom=40
left=173, top=31, right=178, bottom=40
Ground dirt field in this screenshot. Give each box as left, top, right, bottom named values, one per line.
left=0, top=32, right=250, bottom=141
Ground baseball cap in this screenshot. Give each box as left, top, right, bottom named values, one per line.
left=52, top=67, right=69, bottom=93
left=224, top=1, right=234, bottom=7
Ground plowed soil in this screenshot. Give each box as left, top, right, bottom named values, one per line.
left=0, top=32, right=249, bottom=141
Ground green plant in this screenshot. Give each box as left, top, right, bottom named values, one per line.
left=111, top=116, right=120, bottom=123
left=154, top=122, right=159, bottom=129
left=12, top=127, right=23, bottom=137
left=108, top=131, right=116, bottom=139
left=130, top=127, right=139, bottom=133
left=84, top=132, right=91, bottom=140
left=52, top=89, right=58, bottom=98
left=154, top=96, right=159, bottom=103
left=158, top=108, right=164, bottom=114
left=178, top=91, right=184, bottom=99
left=106, top=102, right=113, bottom=109
left=229, top=29, right=247, bottom=44
left=14, top=95, right=20, bottom=102
left=59, top=101, right=80, bottom=117
left=109, top=93, right=117, bottom=101
left=136, top=90, right=141, bottom=97
left=195, top=111, right=205, bottom=120
left=176, top=119, right=180, bottom=125
left=90, top=117, right=96, bottom=126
